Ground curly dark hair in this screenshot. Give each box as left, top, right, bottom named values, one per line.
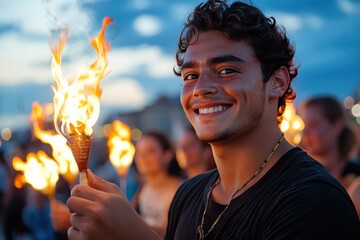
left=174, top=0, right=299, bottom=123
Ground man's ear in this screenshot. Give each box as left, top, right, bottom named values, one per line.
left=268, top=66, right=290, bottom=98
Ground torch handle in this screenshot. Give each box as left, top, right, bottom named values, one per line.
left=79, top=170, right=89, bottom=186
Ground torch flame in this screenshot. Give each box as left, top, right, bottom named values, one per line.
left=280, top=102, right=305, bottom=145
left=107, top=120, right=135, bottom=176
left=30, top=102, right=78, bottom=185
left=12, top=151, right=59, bottom=197
left=50, top=17, right=113, bottom=137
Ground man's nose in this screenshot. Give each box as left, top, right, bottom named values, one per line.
left=193, top=71, right=218, bottom=97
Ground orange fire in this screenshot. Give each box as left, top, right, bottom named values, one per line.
left=30, top=102, right=78, bottom=185
left=280, top=102, right=304, bottom=145
left=50, top=17, right=113, bottom=185
left=12, top=151, right=59, bottom=197
left=107, top=120, right=135, bottom=177
left=50, top=16, right=113, bottom=138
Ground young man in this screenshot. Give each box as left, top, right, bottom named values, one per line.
left=66, top=1, right=360, bottom=239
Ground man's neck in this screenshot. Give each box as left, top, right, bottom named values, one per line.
left=210, top=134, right=293, bottom=204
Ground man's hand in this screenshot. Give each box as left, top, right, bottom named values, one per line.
left=66, top=169, right=161, bottom=240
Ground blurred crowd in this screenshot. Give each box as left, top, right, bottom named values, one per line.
left=0, top=122, right=215, bottom=239
left=0, top=94, right=360, bottom=239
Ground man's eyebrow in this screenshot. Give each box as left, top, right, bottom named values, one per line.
left=209, top=55, right=245, bottom=65
left=180, top=61, right=197, bottom=72
left=180, top=55, right=244, bottom=72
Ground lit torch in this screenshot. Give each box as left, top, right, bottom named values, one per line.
left=30, top=102, right=78, bottom=185
left=13, top=151, right=59, bottom=198
left=280, top=102, right=304, bottom=145
left=107, top=120, right=135, bottom=190
left=50, top=17, right=113, bottom=185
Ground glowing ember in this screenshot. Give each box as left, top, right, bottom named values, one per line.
left=50, top=17, right=113, bottom=185
left=30, top=102, right=78, bottom=185
left=280, top=102, right=304, bottom=145
left=107, top=120, right=135, bottom=177
left=12, top=151, right=59, bottom=197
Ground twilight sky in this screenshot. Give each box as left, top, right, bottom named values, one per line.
left=0, top=0, right=359, bottom=131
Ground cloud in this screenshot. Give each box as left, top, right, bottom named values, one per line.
left=169, top=3, right=195, bottom=21
left=0, top=32, right=51, bottom=85
left=132, top=14, right=162, bottom=37
left=108, top=44, right=175, bottom=79
left=304, top=14, right=324, bottom=30
left=0, top=0, right=48, bottom=35
left=268, top=12, right=303, bottom=31
left=268, top=11, right=324, bottom=31
left=0, top=0, right=98, bottom=85
left=131, top=0, right=151, bottom=10
left=101, top=78, right=146, bottom=107
left=337, top=0, right=360, bottom=14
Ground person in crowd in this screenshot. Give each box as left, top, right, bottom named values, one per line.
left=0, top=150, right=9, bottom=220
left=131, top=131, right=184, bottom=236
left=176, top=125, right=215, bottom=178
left=49, top=176, right=72, bottom=239
left=299, top=95, right=360, bottom=189
left=348, top=176, right=360, bottom=218
left=66, top=1, right=360, bottom=239
left=3, top=134, right=33, bottom=239
left=23, top=187, right=55, bottom=240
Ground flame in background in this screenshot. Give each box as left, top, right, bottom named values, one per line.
left=280, top=102, right=305, bottom=145
left=12, top=151, right=59, bottom=197
left=51, top=17, right=113, bottom=137
left=107, top=120, right=135, bottom=176
left=30, top=102, right=78, bottom=185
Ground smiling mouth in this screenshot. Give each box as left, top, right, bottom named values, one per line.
left=198, top=105, right=229, bottom=115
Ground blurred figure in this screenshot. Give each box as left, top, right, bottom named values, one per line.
left=176, top=126, right=215, bottom=178
left=346, top=122, right=360, bottom=218
left=49, top=176, right=72, bottom=239
left=3, top=137, right=33, bottom=240
left=0, top=150, right=9, bottom=217
left=348, top=176, right=360, bottom=218
left=299, top=95, right=360, bottom=189
left=132, top=131, right=184, bottom=237
left=0, top=149, right=9, bottom=239
left=50, top=200, right=71, bottom=239
left=23, top=187, right=55, bottom=240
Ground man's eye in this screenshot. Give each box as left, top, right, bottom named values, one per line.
left=219, top=68, right=238, bottom=74
left=183, top=73, right=198, bottom=81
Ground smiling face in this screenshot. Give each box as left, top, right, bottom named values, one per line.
left=135, top=135, right=169, bottom=176
left=180, top=30, right=266, bottom=143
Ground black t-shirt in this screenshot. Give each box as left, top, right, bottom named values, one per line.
left=165, top=147, right=360, bottom=240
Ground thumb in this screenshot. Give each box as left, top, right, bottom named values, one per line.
left=87, top=169, right=122, bottom=194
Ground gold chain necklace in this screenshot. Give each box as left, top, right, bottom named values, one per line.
left=197, top=134, right=284, bottom=240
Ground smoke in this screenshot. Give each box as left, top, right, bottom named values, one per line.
left=42, top=0, right=97, bottom=78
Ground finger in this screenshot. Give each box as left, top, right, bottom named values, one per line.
left=69, top=212, right=84, bottom=230
left=67, top=195, right=95, bottom=216
left=70, top=183, right=113, bottom=204
left=67, top=226, right=80, bottom=240
left=87, top=169, right=122, bottom=194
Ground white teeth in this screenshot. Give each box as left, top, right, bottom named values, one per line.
left=199, top=106, right=228, bottom=114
